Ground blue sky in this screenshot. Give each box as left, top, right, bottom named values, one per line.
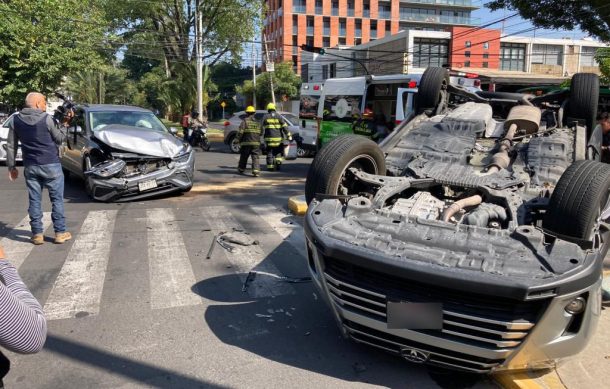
left=472, top=3, right=589, bottom=40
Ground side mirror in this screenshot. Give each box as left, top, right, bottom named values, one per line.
left=169, top=127, right=178, bottom=135
left=68, top=125, right=82, bottom=135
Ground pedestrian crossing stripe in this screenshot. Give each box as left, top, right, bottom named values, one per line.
left=0, top=205, right=308, bottom=321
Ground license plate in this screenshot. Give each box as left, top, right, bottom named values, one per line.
left=386, top=301, right=443, bottom=330
left=138, top=179, right=157, bottom=192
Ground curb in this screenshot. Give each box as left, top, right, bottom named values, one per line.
left=288, top=195, right=308, bottom=216
left=492, top=369, right=566, bottom=389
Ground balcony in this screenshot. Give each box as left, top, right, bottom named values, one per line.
left=379, top=10, right=391, bottom=19
left=399, top=0, right=478, bottom=8
left=399, top=13, right=479, bottom=25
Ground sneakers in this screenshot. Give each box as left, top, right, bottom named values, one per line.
left=253, top=171, right=260, bottom=177
left=31, top=234, right=44, bottom=245
left=54, top=232, right=72, bottom=244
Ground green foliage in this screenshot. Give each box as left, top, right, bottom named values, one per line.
left=487, top=1, right=610, bottom=41
left=66, top=66, right=141, bottom=105
left=238, top=62, right=302, bottom=108
left=0, top=0, right=108, bottom=106
left=595, top=48, right=610, bottom=85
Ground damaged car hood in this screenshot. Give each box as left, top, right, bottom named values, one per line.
left=94, top=125, right=184, bottom=158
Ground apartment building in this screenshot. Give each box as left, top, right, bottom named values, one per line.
left=302, top=27, right=608, bottom=89
left=262, top=0, right=480, bottom=73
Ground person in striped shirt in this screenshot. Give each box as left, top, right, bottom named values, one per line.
left=0, top=243, right=47, bottom=385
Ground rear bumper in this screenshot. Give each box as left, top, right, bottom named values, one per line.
left=87, top=152, right=194, bottom=202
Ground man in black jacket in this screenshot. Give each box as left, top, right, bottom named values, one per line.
left=6, top=92, right=71, bottom=245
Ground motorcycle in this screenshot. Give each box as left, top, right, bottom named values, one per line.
left=189, top=125, right=211, bottom=151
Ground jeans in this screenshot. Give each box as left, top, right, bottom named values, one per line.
left=24, top=163, right=66, bottom=234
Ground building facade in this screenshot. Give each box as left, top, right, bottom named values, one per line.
left=263, top=0, right=480, bottom=73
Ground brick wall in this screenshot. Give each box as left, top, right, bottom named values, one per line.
left=449, top=27, right=501, bottom=70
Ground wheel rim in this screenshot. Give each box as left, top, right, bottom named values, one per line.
left=230, top=138, right=240, bottom=153
left=297, top=147, right=307, bottom=157
left=331, top=154, right=379, bottom=196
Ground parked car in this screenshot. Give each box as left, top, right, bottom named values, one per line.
left=0, top=113, right=22, bottom=164
left=304, top=68, right=608, bottom=373
left=223, top=110, right=308, bottom=156
left=61, top=105, right=194, bottom=202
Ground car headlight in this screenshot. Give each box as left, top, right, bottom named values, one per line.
left=173, top=150, right=192, bottom=164
left=86, top=159, right=126, bottom=178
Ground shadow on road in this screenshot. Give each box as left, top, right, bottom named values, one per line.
left=45, top=334, right=229, bottom=389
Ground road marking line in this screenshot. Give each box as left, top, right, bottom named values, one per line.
left=188, top=178, right=305, bottom=194
left=1, top=213, right=52, bottom=269
left=44, top=210, right=117, bottom=320
left=147, top=208, right=201, bottom=310
left=250, top=204, right=307, bottom=258
left=201, top=206, right=295, bottom=298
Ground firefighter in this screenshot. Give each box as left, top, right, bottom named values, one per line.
left=237, top=106, right=262, bottom=177
left=351, top=107, right=376, bottom=140
left=262, top=103, right=291, bottom=171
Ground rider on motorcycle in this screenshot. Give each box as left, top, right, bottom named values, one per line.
left=186, top=110, right=205, bottom=143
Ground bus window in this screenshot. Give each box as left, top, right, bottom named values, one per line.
left=299, top=95, right=319, bottom=119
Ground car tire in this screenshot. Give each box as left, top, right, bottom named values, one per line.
left=543, top=160, right=610, bottom=244
left=567, top=73, right=599, bottom=140
left=305, top=135, right=386, bottom=204
left=228, top=134, right=240, bottom=153
left=415, top=67, right=449, bottom=115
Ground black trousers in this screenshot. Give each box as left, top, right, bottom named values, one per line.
left=238, top=146, right=260, bottom=173
left=266, top=145, right=284, bottom=168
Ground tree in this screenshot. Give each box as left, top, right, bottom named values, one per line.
left=0, top=0, right=108, bottom=106
left=594, top=48, right=610, bottom=84
left=487, top=1, right=610, bottom=41
left=237, top=62, right=302, bottom=108
left=65, top=66, right=140, bottom=105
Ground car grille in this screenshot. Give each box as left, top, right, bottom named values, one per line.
left=122, top=160, right=168, bottom=177
left=323, top=257, right=548, bottom=358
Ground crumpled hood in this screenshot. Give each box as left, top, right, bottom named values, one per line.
left=94, top=125, right=185, bottom=158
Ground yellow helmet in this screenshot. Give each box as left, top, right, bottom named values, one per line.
left=266, top=103, right=276, bottom=111
left=245, top=106, right=256, bottom=113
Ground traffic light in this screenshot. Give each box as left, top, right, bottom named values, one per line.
left=300, top=44, right=325, bottom=55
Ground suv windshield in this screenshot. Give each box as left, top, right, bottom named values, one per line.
left=282, top=113, right=298, bottom=125
left=89, top=111, right=167, bottom=132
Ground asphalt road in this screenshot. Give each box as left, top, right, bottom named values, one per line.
left=0, top=141, right=497, bottom=389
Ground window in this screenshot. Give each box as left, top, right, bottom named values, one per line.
left=301, top=63, right=309, bottom=82
left=330, top=63, right=337, bottom=78
left=347, top=0, right=355, bottom=17
left=363, top=0, right=370, bottom=18
left=292, top=36, right=298, bottom=54
left=355, top=19, right=362, bottom=37
left=339, top=37, right=346, bottom=45
left=500, top=42, right=526, bottom=71
left=413, top=38, right=449, bottom=68
left=483, top=42, right=489, bottom=49
left=293, top=0, right=306, bottom=13
left=332, top=1, right=339, bottom=16
left=339, top=18, right=346, bottom=36
left=323, top=37, right=330, bottom=47
left=292, top=15, right=298, bottom=34
left=379, top=2, right=391, bottom=19
left=482, top=62, right=489, bottom=68
left=464, top=61, right=471, bottom=67
left=322, top=65, right=329, bottom=80
left=483, top=53, right=489, bottom=59
left=371, top=20, right=377, bottom=39
left=400, top=6, right=436, bottom=21
left=315, top=0, right=323, bottom=15
left=581, top=46, right=598, bottom=67
left=323, top=17, right=330, bottom=36
left=354, top=38, right=362, bottom=45
left=531, top=44, right=563, bottom=66
left=386, top=21, right=391, bottom=34
left=465, top=41, right=471, bottom=48
left=306, top=16, right=314, bottom=35
left=306, top=36, right=314, bottom=47
left=465, top=51, right=471, bottom=57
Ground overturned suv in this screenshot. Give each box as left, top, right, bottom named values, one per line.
left=304, top=68, right=609, bottom=373
left=61, top=105, right=194, bottom=201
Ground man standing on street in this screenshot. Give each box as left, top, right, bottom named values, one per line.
left=237, top=106, right=262, bottom=177
left=262, top=103, right=291, bottom=171
left=6, top=92, right=71, bottom=245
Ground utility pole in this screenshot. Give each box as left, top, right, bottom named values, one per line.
left=252, top=46, right=257, bottom=108
left=195, top=0, right=203, bottom=120
left=263, top=34, right=276, bottom=105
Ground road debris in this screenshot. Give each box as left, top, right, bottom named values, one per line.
left=206, top=234, right=218, bottom=259
left=242, top=270, right=311, bottom=292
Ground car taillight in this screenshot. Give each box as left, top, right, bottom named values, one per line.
left=408, top=81, right=417, bottom=88
left=224, top=121, right=230, bottom=126
left=474, top=79, right=481, bottom=88
left=395, top=119, right=403, bottom=125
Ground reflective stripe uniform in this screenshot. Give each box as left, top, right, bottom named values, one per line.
left=237, top=115, right=262, bottom=175
left=262, top=112, right=291, bottom=170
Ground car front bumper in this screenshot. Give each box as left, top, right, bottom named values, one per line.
left=86, top=152, right=195, bottom=202
left=304, top=208, right=603, bottom=373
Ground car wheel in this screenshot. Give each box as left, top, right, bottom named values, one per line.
left=297, top=146, right=310, bottom=158
left=305, top=135, right=386, bottom=204
left=229, top=135, right=240, bottom=153
left=543, top=160, right=610, bottom=245
left=415, top=67, right=450, bottom=115
left=567, top=73, right=599, bottom=140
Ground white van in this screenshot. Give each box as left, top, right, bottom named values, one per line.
left=316, top=74, right=422, bottom=147
left=297, top=83, right=324, bottom=157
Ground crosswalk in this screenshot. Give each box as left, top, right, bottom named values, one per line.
left=1, top=204, right=308, bottom=321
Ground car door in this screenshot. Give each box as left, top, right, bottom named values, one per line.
left=396, top=87, right=417, bottom=125
left=62, top=110, right=88, bottom=178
